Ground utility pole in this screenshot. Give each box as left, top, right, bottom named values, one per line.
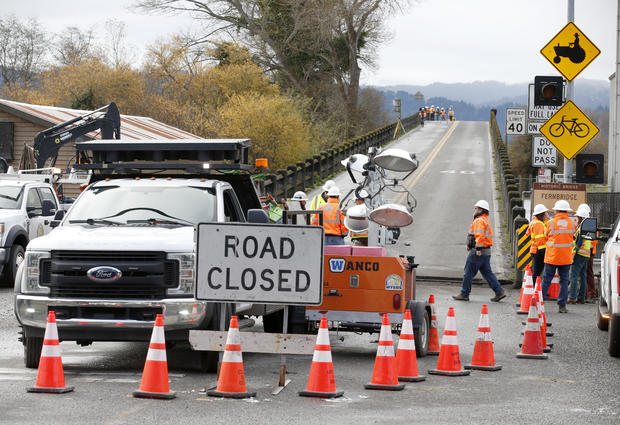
left=564, top=0, right=575, bottom=183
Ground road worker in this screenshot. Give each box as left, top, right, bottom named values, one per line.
left=527, top=204, right=549, bottom=280
left=577, top=203, right=598, bottom=302
left=541, top=200, right=575, bottom=313
left=430, top=105, right=435, bottom=120
left=289, top=191, right=308, bottom=224
left=347, top=189, right=369, bottom=246
left=309, top=180, right=335, bottom=210
left=453, top=200, right=506, bottom=302
left=568, top=206, right=591, bottom=304
left=311, top=186, right=348, bottom=245
left=440, top=107, right=446, bottom=121
left=448, top=106, right=454, bottom=121
left=419, top=107, right=425, bottom=126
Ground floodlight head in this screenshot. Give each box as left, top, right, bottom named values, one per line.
left=368, top=203, right=413, bottom=227
left=373, top=148, right=418, bottom=172
left=341, top=154, right=369, bottom=173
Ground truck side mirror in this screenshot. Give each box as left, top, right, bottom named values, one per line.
left=247, top=209, right=270, bottom=224
left=41, top=199, right=56, bottom=217
left=50, top=210, right=65, bottom=229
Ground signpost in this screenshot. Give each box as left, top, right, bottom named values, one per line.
left=540, top=21, right=601, bottom=81
left=532, top=136, right=557, bottom=167
left=539, top=100, right=599, bottom=160
left=506, top=108, right=526, bottom=135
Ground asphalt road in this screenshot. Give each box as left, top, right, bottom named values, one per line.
left=2, top=282, right=620, bottom=424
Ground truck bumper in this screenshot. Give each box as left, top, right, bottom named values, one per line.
left=15, top=295, right=210, bottom=341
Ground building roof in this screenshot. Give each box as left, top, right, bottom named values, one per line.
left=0, top=99, right=199, bottom=140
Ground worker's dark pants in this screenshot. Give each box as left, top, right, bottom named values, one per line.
left=586, top=255, right=597, bottom=298
left=460, top=250, right=503, bottom=297
left=542, top=263, right=571, bottom=306
left=531, top=249, right=546, bottom=281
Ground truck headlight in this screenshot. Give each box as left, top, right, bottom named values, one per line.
left=22, top=251, right=51, bottom=295
left=167, top=253, right=195, bottom=296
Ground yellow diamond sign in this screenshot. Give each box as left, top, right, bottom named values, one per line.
left=539, top=100, right=599, bottom=160
left=540, top=21, right=600, bottom=81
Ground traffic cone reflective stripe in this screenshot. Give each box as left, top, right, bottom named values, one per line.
left=535, top=291, right=553, bottom=352
left=27, top=311, right=74, bottom=394
left=517, top=265, right=531, bottom=307
left=427, top=294, right=440, bottom=355
left=133, top=314, right=176, bottom=399
left=517, top=272, right=535, bottom=314
left=299, top=317, right=343, bottom=398
left=536, top=277, right=553, bottom=331
left=365, top=314, right=405, bottom=390
left=428, top=307, right=470, bottom=376
left=517, top=297, right=548, bottom=359
left=396, top=310, right=425, bottom=382
left=207, top=316, right=256, bottom=399
left=465, top=305, right=501, bottom=371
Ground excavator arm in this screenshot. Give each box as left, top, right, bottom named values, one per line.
left=33, top=102, right=121, bottom=169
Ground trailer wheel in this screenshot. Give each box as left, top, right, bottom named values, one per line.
left=413, top=308, right=430, bottom=357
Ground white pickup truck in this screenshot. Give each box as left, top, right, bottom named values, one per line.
left=0, top=172, right=59, bottom=285
left=597, top=216, right=620, bottom=356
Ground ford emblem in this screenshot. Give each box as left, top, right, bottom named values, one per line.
left=87, top=266, right=122, bottom=282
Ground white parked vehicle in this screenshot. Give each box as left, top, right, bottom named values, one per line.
left=597, top=216, right=620, bottom=356
left=0, top=171, right=59, bottom=285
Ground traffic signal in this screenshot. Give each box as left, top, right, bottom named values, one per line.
left=575, top=154, right=604, bottom=184
left=534, top=76, right=564, bottom=107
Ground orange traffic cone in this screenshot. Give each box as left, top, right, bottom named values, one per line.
left=364, top=314, right=405, bottom=390
left=536, top=277, right=553, bottom=332
left=207, top=316, right=256, bottom=399
left=395, top=309, right=425, bottom=382
left=517, top=273, right=535, bottom=315
left=548, top=272, right=560, bottom=300
left=133, top=314, right=175, bottom=399
left=465, top=305, right=501, bottom=371
left=517, top=296, right=548, bottom=359
left=516, top=265, right=532, bottom=307
left=428, top=307, right=471, bottom=376
left=27, top=311, right=73, bottom=394
left=299, top=317, right=343, bottom=398
left=427, top=294, right=440, bottom=355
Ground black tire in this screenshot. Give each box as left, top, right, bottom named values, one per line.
left=2, top=245, right=24, bottom=287
left=413, top=308, right=430, bottom=358
left=597, top=294, right=609, bottom=331
left=198, top=303, right=231, bottom=373
left=24, top=336, right=43, bottom=369
left=609, top=315, right=620, bottom=357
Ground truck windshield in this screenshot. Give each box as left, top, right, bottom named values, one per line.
left=0, top=186, right=24, bottom=209
left=65, top=185, right=217, bottom=225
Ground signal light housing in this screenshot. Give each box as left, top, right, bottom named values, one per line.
left=575, top=154, right=604, bottom=184
left=534, top=76, right=564, bottom=107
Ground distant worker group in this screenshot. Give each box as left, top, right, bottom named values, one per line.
left=418, top=105, right=454, bottom=125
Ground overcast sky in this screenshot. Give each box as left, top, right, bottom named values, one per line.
left=2, top=0, right=617, bottom=86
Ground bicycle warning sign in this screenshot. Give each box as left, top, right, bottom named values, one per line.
left=540, top=21, right=600, bottom=81
left=539, top=100, right=599, bottom=160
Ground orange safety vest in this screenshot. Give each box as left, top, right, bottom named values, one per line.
left=470, top=214, right=493, bottom=248
left=311, top=198, right=348, bottom=236
left=527, top=217, right=548, bottom=254
left=544, top=212, right=575, bottom=265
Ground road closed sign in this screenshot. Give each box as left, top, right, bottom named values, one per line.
left=195, top=223, right=324, bottom=305
left=532, top=136, right=557, bottom=167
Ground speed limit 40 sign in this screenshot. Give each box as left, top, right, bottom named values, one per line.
left=506, top=108, right=526, bottom=135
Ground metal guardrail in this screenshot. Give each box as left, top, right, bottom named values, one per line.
left=254, top=114, right=421, bottom=199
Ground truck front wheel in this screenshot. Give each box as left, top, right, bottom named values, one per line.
left=6, top=245, right=24, bottom=286
left=609, top=315, right=620, bottom=357
left=24, top=336, right=43, bottom=369
left=199, top=303, right=231, bottom=373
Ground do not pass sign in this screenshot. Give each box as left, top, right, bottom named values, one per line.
left=195, top=223, right=324, bottom=305
left=532, top=136, right=557, bottom=167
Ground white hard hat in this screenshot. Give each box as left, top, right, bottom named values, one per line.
left=344, top=204, right=369, bottom=232
left=533, top=204, right=548, bottom=216
left=576, top=207, right=590, bottom=219
left=322, top=180, right=335, bottom=191
left=357, top=189, right=369, bottom=199
left=577, top=203, right=591, bottom=213
left=474, top=200, right=490, bottom=210
left=552, top=200, right=572, bottom=211
left=327, top=186, right=340, bottom=197
left=292, top=191, right=307, bottom=201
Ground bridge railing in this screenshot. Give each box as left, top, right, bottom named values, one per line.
left=254, top=114, right=420, bottom=199
left=489, top=110, right=526, bottom=287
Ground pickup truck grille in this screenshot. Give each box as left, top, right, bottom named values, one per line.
left=40, top=251, right=179, bottom=300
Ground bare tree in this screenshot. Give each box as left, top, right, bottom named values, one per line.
left=53, top=26, right=96, bottom=66
left=104, top=19, right=134, bottom=68
left=136, top=0, right=409, bottom=136
left=0, top=15, right=48, bottom=89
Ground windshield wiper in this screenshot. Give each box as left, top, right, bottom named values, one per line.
left=126, top=218, right=192, bottom=226
left=68, top=218, right=124, bottom=226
